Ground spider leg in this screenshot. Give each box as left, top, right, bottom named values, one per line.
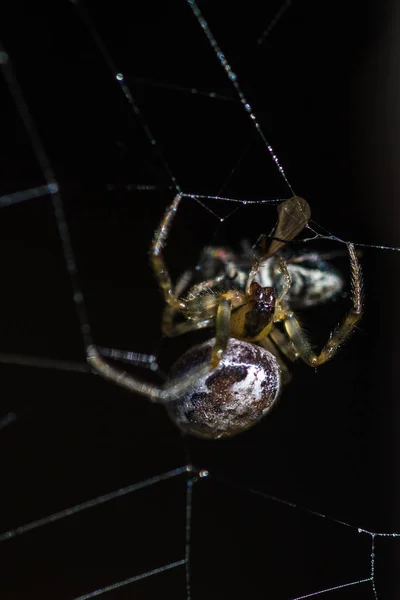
left=269, top=256, right=292, bottom=322
left=212, top=297, right=231, bottom=368
left=162, top=269, right=223, bottom=337
left=87, top=344, right=212, bottom=402
left=269, top=327, right=298, bottom=362
left=163, top=317, right=214, bottom=338
left=87, top=297, right=232, bottom=401
left=184, top=273, right=227, bottom=297
left=276, top=256, right=291, bottom=303
left=162, top=269, right=192, bottom=336
left=96, top=347, right=159, bottom=370
left=245, top=231, right=293, bottom=298
left=245, top=258, right=262, bottom=295
left=151, top=193, right=228, bottom=318
left=259, top=337, right=292, bottom=385
left=151, top=194, right=187, bottom=312
left=283, top=243, right=362, bottom=366
left=87, top=194, right=236, bottom=401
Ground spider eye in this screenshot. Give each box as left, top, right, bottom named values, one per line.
left=250, top=282, right=276, bottom=307
left=243, top=284, right=276, bottom=338
left=167, top=338, right=281, bottom=439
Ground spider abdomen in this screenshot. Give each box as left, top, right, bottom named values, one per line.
left=167, top=337, right=281, bottom=439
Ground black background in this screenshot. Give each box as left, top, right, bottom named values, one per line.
left=0, top=1, right=399, bottom=598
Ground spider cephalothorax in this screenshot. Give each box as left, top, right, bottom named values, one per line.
left=88, top=195, right=363, bottom=439
left=231, top=282, right=276, bottom=341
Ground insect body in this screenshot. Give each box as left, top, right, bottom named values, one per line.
left=261, top=252, right=345, bottom=310
left=197, top=245, right=345, bottom=311
left=88, top=195, right=363, bottom=439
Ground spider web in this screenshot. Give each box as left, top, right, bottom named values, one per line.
left=0, top=1, right=399, bottom=598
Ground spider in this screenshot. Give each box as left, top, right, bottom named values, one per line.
left=87, top=194, right=363, bottom=439
left=197, top=241, right=346, bottom=312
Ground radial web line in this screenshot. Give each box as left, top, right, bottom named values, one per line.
left=207, top=471, right=400, bottom=599
left=352, top=241, right=400, bottom=253
left=290, top=577, right=372, bottom=600
left=2, top=179, right=397, bottom=250
left=74, top=0, right=294, bottom=206
left=306, top=217, right=400, bottom=254
left=257, top=0, right=293, bottom=46
left=214, top=0, right=293, bottom=198
left=0, top=353, right=89, bottom=374
left=106, top=183, right=174, bottom=192
left=244, top=477, right=400, bottom=539
left=371, top=535, right=378, bottom=600
left=0, top=183, right=57, bottom=207
left=70, top=0, right=181, bottom=194
left=185, top=0, right=295, bottom=195
left=0, top=185, right=286, bottom=209
left=72, top=560, right=186, bottom=600
left=0, top=412, right=17, bottom=431
left=70, top=0, right=274, bottom=210
left=130, top=75, right=238, bottom=103
left=0, top=44, right=93, bottom=352
left=185, top=478, right=193, bottom=599
left=1, top=465, right=196, bottom=599
left=0, top=466, right=189, bottom=543
left=182, top=192, right=284, bottom=204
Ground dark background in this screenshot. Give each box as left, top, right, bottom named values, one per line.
left=0, top=1, right=399, bottom=598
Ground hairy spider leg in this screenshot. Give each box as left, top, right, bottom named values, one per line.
left=88, top=195, right=235, bottom=399
left=269, top=327, right=299, bottom=362
left=151, top=194, right=242, bottom=372
left=151, top=194, right=187, bottom=312
left=260, top=337, right=292, bottom=386
left=162, top=269, right=224, bottom=337
left=283, top=243, right=363, bottom=366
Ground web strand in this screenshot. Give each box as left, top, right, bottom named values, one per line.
left=203, top=472, right=400, bottom=600
left=185, top=0, right=295, bottom=195
left=0, top=412, right=17, bottom=431
left=1, top=2, right=400, bottom=599
left=0, top=466, right=189, bottom=543
left=0, top=46, right=93, bottom=353
left=72, top=560, right=186, bottom=600
left=290, top=577, right=372, bottom=600
left=185, top=477, right=194, bottom=600
left=257, top=0, right=293, bottom=47
left=1, top=464, right=398, bottom=599
left=0, top=466, right=196, bottom=600
left=70, top=0, right=181, bottom=194
left=129, top=75, right=238, bottom=103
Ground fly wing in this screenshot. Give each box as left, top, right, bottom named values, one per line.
left=265, top=196, right=311, bottom=258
